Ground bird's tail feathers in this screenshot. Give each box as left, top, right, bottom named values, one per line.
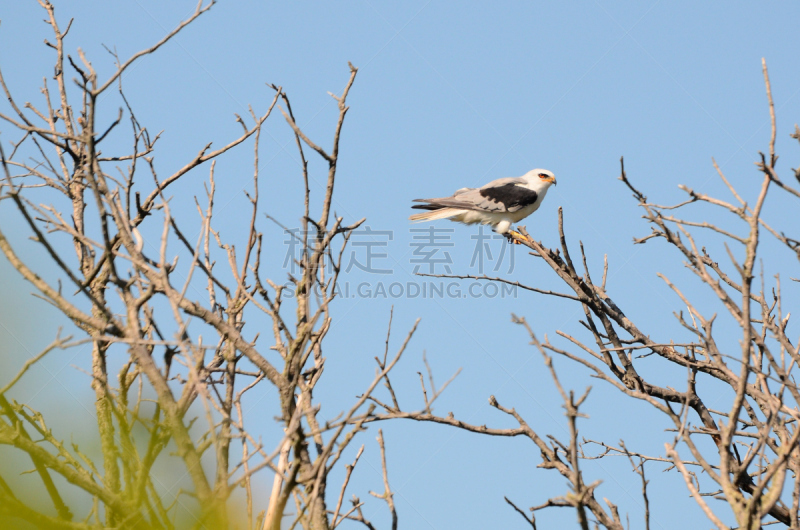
left=409, top=207, right=461, bottom=222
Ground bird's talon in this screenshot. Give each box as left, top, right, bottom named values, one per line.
left=506, top=229, right=530, bottom=245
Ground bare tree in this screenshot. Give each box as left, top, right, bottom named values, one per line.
left=0, top=2, right=409, bottom=528
left=358, top=61, right=800, bottom=529
left=5, top=2, right=800, bottom=529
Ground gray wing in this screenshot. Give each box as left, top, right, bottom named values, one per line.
left=412, top=177, right=537, bottom=213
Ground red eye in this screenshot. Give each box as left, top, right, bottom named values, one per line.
left=538, top=173, right=548, bottom=178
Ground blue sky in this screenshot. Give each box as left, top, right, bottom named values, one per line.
left=2, top=1, right=800, bottom=528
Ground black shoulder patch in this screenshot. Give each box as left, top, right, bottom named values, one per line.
left=479, top=184, right=538, bottom=212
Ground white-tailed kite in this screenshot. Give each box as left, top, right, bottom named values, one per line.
left=409, top=169, right=557, bottom=242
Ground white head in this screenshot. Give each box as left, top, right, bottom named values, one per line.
left=524, top=168, right=557, bottom=188
left=522, top=169, right=557, bottom=192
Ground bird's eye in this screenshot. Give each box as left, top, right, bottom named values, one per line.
left=538, top=173, right=548, bottom=178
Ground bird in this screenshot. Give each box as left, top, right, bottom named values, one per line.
left=409, top=169, right=557, bottom=243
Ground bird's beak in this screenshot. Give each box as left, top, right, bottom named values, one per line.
left=549, top=176, right=557, bottom=186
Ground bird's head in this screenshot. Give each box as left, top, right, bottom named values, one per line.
left=527, top=168, right=557, bottom=187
